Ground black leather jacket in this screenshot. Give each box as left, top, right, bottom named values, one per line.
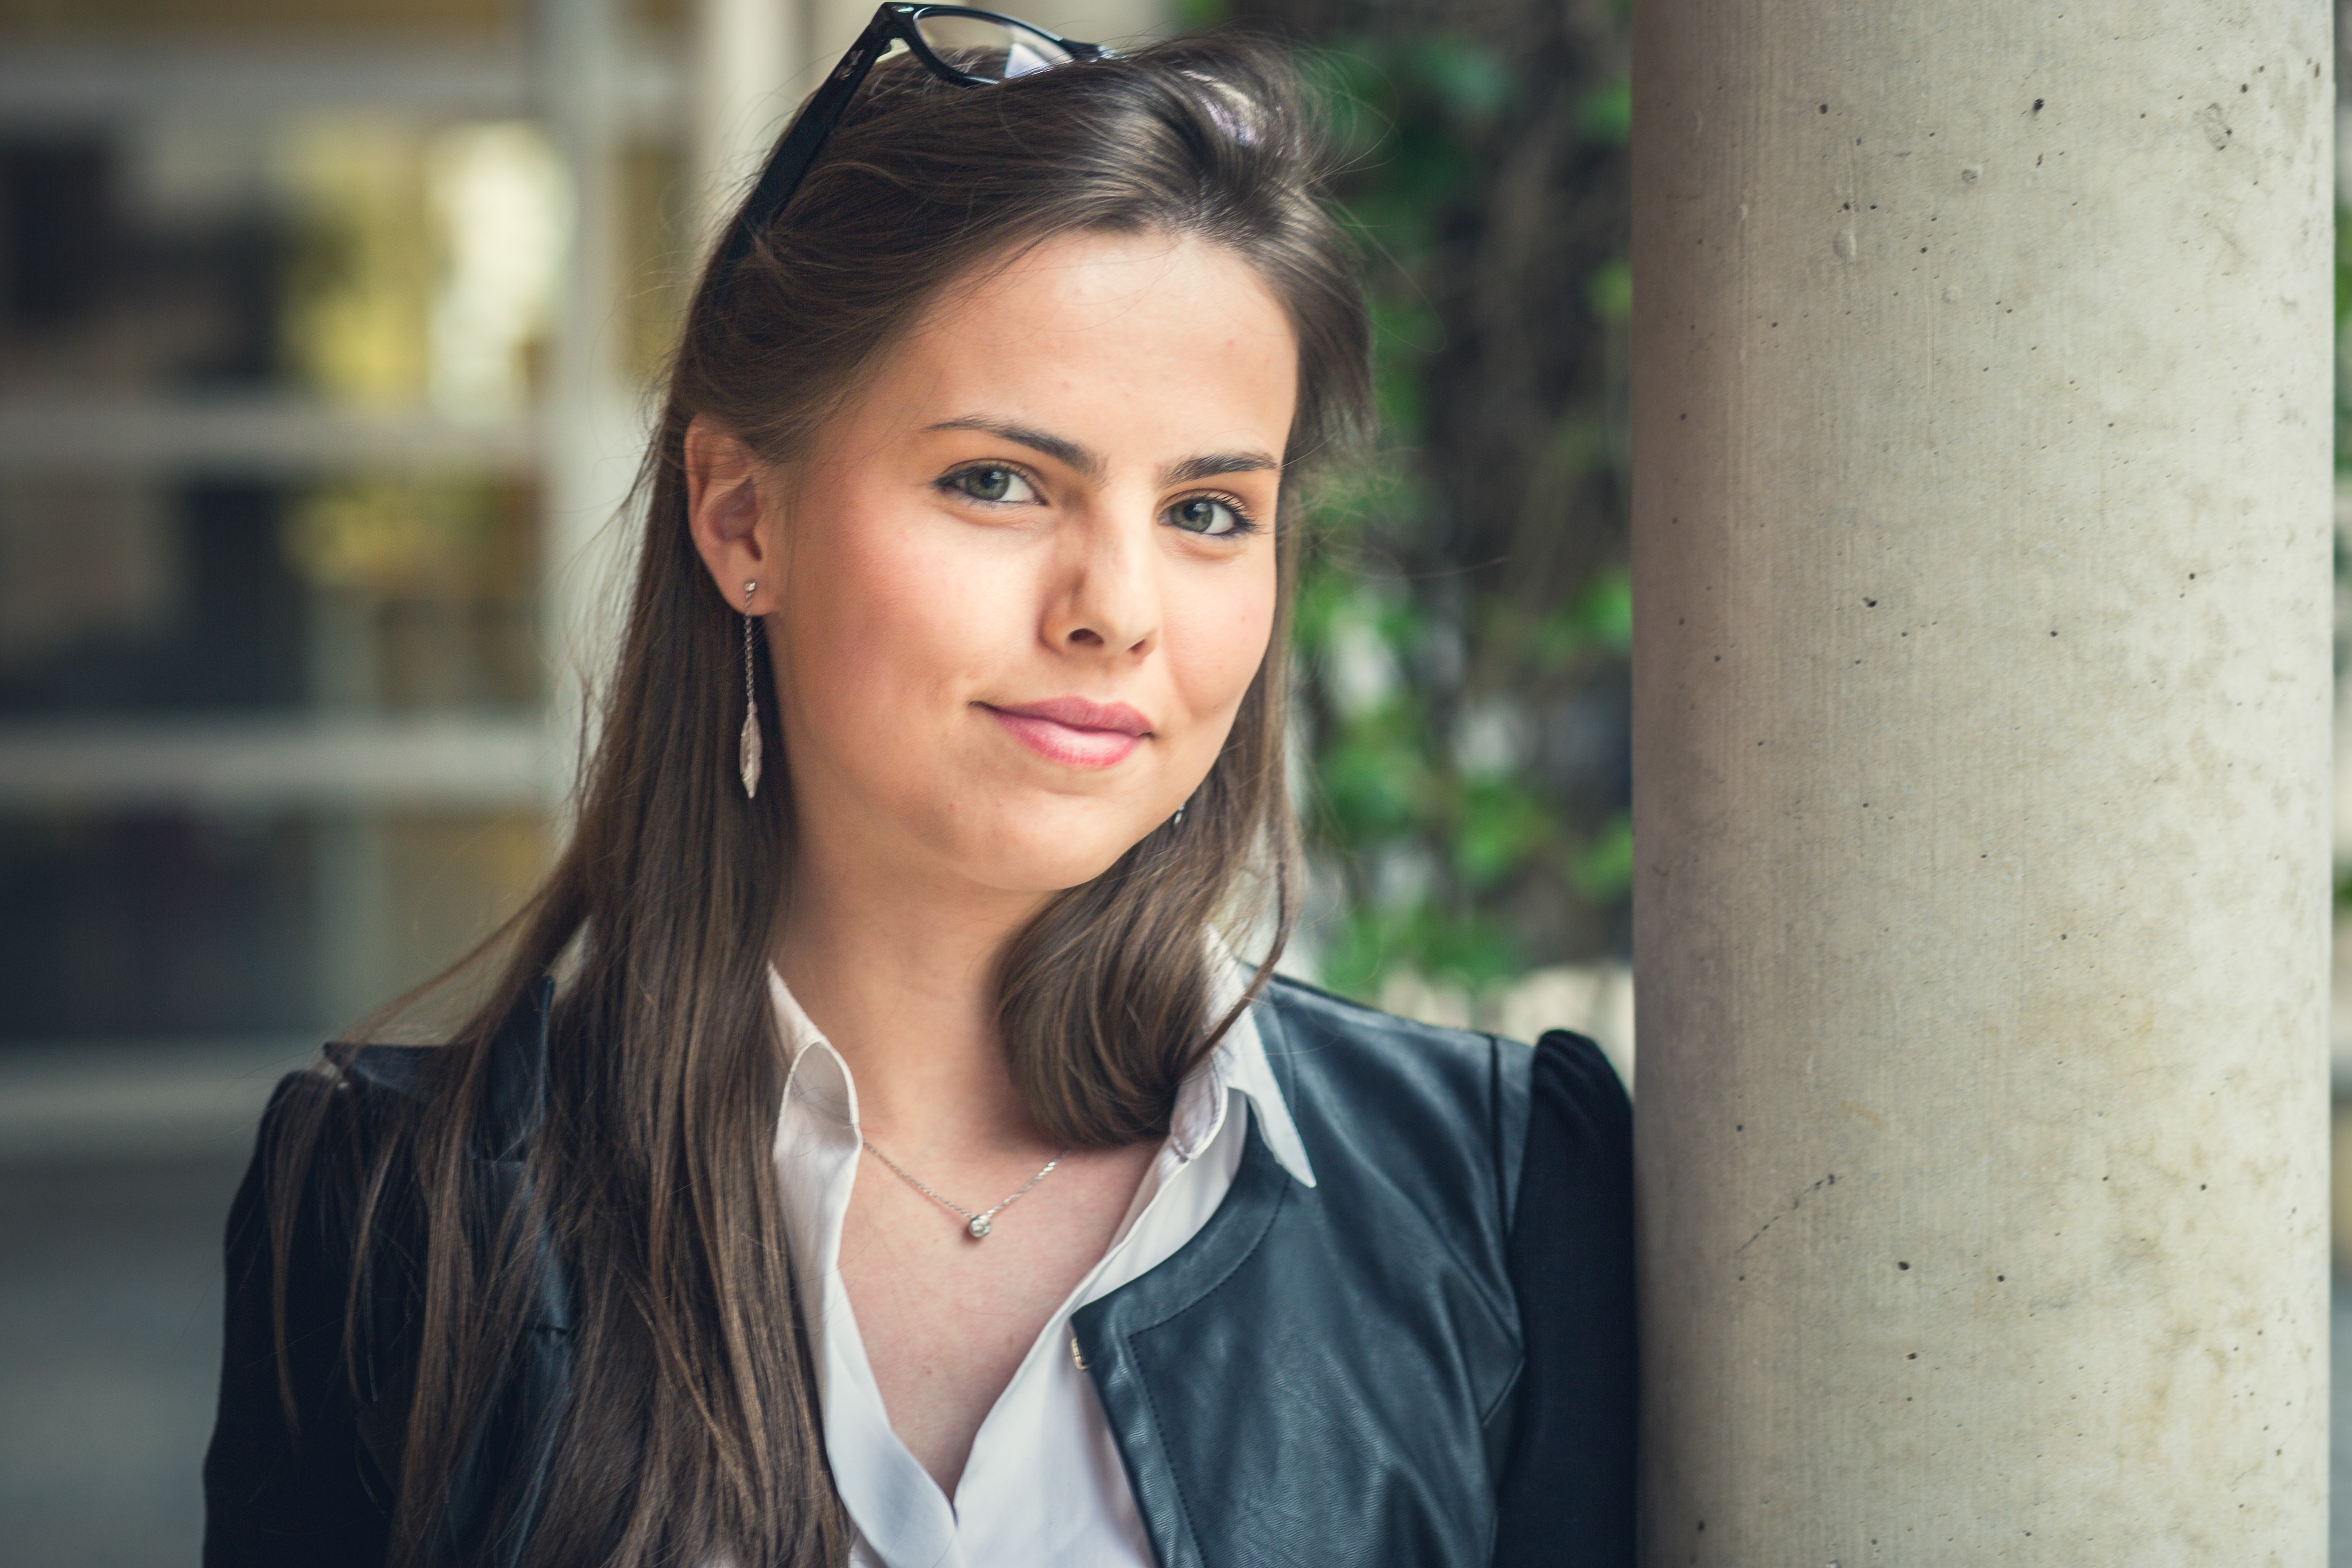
left=204, top=976, right=1635, bottom=1567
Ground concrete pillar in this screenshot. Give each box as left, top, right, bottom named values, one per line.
left=1629, top=5, right=2334, bottom=1561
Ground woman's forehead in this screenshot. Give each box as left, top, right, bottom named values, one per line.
left=858, top=231, right=1299, bottom=465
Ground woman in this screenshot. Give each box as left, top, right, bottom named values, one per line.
left=202, top=18, right=1634, bottom=1568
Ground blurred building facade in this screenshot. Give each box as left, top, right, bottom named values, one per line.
left=0, top=0, right=623, bottom=1048
left=0, top=0, right=1166, bottom=1054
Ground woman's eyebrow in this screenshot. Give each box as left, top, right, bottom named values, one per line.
left=1161, top=451, right=1280, bottom=486
left=923, top=416, right=1104, bottom=480
left=922, top=417, right=1279, bottom=489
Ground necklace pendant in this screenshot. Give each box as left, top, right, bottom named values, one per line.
left=967, top=1215, right=992, bottom=1239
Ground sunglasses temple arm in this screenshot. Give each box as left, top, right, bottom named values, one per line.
left=719, top=12, right=898, bottom=269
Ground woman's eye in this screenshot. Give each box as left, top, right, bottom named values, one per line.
left=1168, top=496, right=1248, bottom=536
left=948, top=466, right=1037, bottom=504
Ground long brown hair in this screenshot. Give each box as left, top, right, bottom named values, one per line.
left=271, top=31, right=1370, bottom=1568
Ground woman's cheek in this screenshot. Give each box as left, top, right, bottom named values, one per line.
left=774, top=525, right=924, bottom=762
left=1166, top=565, right=1277, bottom=731
left=822, top=510, right=1010, bottom=694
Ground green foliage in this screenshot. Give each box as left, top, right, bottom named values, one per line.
left=1575, top=77, right=1631, bottom=145
left=2337, top=199, right=2352, bottom=472
left=1585, top=256, right=1632, bottom=322
left=1368, top=295, right=1439, bottom=441
left=1455, top=778, right=1554, bottom=887
left=1569, top=812, right=1635, bottom=903
left=1320, top=706, right=1433, bottom=841
left=1318, top=899, right=1524, bottom=999
left=1283, top=28, right=1634, bottom=1004
left=1410, top=38, right=1514, bottom=124
left=1540, top=564, right=1632, bottom=661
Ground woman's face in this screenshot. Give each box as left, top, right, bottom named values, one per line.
left=701, top=230, right=1298, bottom=902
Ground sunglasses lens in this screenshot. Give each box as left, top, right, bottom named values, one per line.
left=913, top=13, right=1074, bottom=80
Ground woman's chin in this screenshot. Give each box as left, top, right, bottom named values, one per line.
left=937, top=807, right=1166, bottom=896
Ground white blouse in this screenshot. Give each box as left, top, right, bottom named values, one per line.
left=767, top=960, right=1316, bottom=1568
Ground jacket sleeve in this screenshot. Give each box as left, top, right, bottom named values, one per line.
left=202, top=1072, right=398, bottom=1568
left=1491, top=1030, right=1637, bottom=1568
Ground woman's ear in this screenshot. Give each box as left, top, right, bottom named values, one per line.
left=684, top=414, right=780, bottom=613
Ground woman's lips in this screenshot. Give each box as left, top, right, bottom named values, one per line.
left=980, top=697, right=1151, bottom=769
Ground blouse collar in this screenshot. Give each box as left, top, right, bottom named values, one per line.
left=767, top=943, right=1315, bottom=1189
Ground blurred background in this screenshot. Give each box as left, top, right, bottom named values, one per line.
left=0, top=0, right=2333, bottom=1561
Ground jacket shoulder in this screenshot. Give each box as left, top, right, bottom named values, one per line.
left=206, top=1057, right=432, bottom=1567
left=1258, top=972, right=1533, bottom=1111
left=316, top=975, right=552, bottom=1157
left=1259, top=971, right=1527, bottom=1065
left=1259, top=973, right=1623, bottom=1115
left=1257, top=974, right=1534, bottom=1223
left=341, top=1043, right=443, bottom=1103
left=1256, top=975, right=1630, bottom=1230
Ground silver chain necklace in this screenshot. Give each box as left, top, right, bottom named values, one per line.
left=860, top=1137, right=1071, bottom=1240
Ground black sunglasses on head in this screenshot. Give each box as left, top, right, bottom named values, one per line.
left=721, top=4, right=1111, bottom=271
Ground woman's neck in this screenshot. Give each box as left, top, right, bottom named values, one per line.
left=772, top=836, right=1054, bottom=1158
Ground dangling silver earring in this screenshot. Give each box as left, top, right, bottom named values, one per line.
left=1171, top=794, right=1190, bottom=830
left=739, top=580, right=763, bottom=799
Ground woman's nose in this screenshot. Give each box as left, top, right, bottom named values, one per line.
left=1044, top=514, right=1161, bottom=658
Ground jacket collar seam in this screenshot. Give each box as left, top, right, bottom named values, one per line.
left=1090, top=1113, right=1290, bottom=1340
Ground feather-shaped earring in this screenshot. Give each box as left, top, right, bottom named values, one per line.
left=739, top=580, right=763, bottom=799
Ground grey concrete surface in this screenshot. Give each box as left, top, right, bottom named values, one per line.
left=1630, top=2, right=2335, bottom=1557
